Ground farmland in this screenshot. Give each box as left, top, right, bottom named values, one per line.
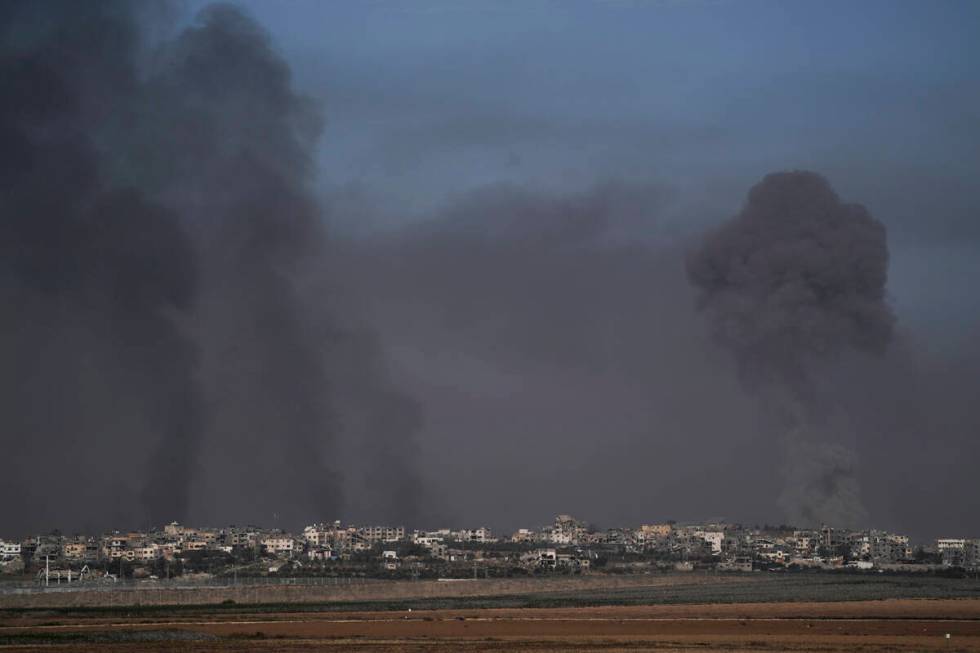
left=2, top=573, right=980, bottom=651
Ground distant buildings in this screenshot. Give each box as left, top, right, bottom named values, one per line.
left=0, top=539, right=21, bottom=560
left=936, top=538, right=980, bottom=568
left=3, top=513, right=978, bottom=582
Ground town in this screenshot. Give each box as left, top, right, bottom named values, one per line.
left=1, top=515, right=977, bottom=586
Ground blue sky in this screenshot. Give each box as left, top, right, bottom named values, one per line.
left=178, top=0, right=980, bottom=343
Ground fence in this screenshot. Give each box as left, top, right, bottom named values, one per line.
left=0, top=574, right=688, bottom=609
left=0, top=575, right=382, bottom=595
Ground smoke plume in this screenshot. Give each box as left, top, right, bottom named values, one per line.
left=0, top=1, right=423, bottom=533
left=0, top=1, right=203, bottom=529
left=687, top=171, right=894, bottom=527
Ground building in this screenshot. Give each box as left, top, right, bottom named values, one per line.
left=548, top=515, right=587, bottom=545
left=696, top=530, right=725, bottom=555
left=0, top=540, right=21, bottom=560
left=135, top=544, right=163, bottom=561
left=510, top=529, right=537, bottom=543
left=638, top=524, right=673, bottom=541
left=62, top=538, right=99, bottom=561
left=521, top=548, right=557, bottom=568
left=222, top=527, right=260, bottom=549
left=454, top=527, right=494, bottom=543
left=261, top=535, right=298, bottom=556
left=182, top=539, right=210, bottom=553
left=936, top=538, right=979, bottom=567
left=358, top=526, right=405, bottom=543
left=869, top=531, right=911, bottom=562
left=821, top=525, right=845, bottom=549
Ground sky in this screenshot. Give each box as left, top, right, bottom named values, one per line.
left=2, top=0, right=979, bottom=542
left=210, top=0, right=980, bottom=331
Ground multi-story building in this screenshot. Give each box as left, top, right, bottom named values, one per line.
left=454, top=527, right=494, bottom=543
left=414, top=534, right=444, bottom=547
left=261, top=535, right=299, bottom=556
left=936, top=538, right=979, bottom=567
left=695, top=530, right=725, bottom=555
left=510, top=529, right=537, bottom=543
left=0, top=540, right=21, bottom=560
left=521, top=548, right=558, bottom=568
left=62, top=538, right=100, bottom=561
left=358, top=526, right=405, bottom=543
left=303, top=525, right=326, bottom=546
left=182, top=539, right=210, bottom=553
left=223, top=527, right=260, bottom=549
left=549, top=515, right=586, bottom=545
left=869, top=531, right=911, bottom=562
left=135, top=544, right=163, bottom=561
left=638, top=524, right=673, bottom=542
left=791, top=530, right=818, bottom=557
left=821, top=525, right=846, bottom=549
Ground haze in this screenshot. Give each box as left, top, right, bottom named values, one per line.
left=2, top=0, right=978, bottom=542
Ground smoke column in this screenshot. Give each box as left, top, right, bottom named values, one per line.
left=687, top=171, right=894, bottom=527
left=137, top=4, right=346, bottom=527
left=0, top=2, right=424, bottom=533
left=0, top=1, right=203, bottom=528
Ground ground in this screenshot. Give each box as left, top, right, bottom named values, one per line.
left=2, top=574, right=979, bottom=651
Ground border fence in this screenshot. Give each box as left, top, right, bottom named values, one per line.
left=0, top=575, right=383, bottom=596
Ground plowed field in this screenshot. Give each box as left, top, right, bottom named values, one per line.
left=2, top=598, right=979, bottom=651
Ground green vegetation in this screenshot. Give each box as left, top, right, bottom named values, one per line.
left=1, top=573, right=978, bottom=620
left=0, top=630, right=216, bottom=645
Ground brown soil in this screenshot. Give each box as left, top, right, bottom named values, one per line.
left=2, top=599, right=980, bottom=651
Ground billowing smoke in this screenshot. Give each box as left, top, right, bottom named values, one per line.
left=0, top=2, right=422, bottom=533
left=139, top=4, right=346, bottom=529
left=0, top=1, right=203, bottom=529
left=687, top=171, right=894, bottom=527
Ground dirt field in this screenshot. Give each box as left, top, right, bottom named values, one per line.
left=2, top=598, right=980, bottom=651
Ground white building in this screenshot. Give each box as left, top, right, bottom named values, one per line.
left=307, top=546, right=335, bottom=561
left=937, top=538, right=967, bottom=552
left=521, top=548, right=557, bottom=568
left=697, top=530, right=725, bottom=555
left=937, top=538, right=978, bottom=567
left=0, top=540, right=21, bottom=560
left=549, top=515, right=586, bottom=545
left=454, top=527, right=494, bottom=543
left=261, top=536, right=298, bottom=556
left=510, top=529, right=537, bottom=543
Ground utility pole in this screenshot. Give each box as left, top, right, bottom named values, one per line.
left=45, top=555, right=49, bottom=587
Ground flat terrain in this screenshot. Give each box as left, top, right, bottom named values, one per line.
left=2, top=574, right=979, bottom=651
left=4, top=571, right=980, bottom=609
left=2, top=599, right=980, bottom=651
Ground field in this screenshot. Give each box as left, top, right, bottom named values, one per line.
left=2, top=573, right=980, bottom=651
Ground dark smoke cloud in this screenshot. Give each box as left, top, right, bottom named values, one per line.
left=307, top=171, right=980, bottom=539
left=4, top=3, right=977, bottom=544
left=327, top=182, right=781, bottom=529
left=139, top=4, right=343, bottom=528
left=0, top=1, right=203, bottom=529
left=687, top=171, right=894, bottom=398
left=687, top=171, right=894, bottom=527
left=0, top=1, right=423, bottom=534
